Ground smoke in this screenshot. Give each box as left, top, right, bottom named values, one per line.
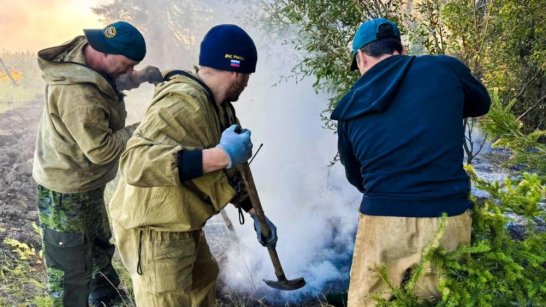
left=219, top=40, right=360, bottom=297
left=119, top=1, right=363, bottom=303
left=0, top=0, right=103, bottom=52
left=218, top=68, right=361, bottom=301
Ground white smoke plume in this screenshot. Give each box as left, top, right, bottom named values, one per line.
left=218, top=70, right=361, bottom=301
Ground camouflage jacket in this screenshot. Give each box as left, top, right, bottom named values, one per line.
left=32, top=36, right=136, bottom=193
left=109, top=70, right=246, bottom=232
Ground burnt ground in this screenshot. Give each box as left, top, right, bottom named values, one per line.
left=0, top=100, right=41, bottom=247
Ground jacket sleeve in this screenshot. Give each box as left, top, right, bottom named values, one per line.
left=119, top=92, right=216, bottom=187
left=337, top=122, right=365, bottom=193
left=120, top=136, right=183, bottom=187
left=61, top=97, right=135, bottom=165
left=440, top=56, right=491, bottom=118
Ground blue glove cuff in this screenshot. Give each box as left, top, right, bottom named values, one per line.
left=216, top=144, right=233, bottom=168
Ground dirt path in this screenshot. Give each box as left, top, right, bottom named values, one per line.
left=0, top=100, right=41, bottom=246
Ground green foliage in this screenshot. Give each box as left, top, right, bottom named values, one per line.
left=435, top=0, right=546, bottom=172
left=0, top=233, right=131, bottom=306
left=367, top=167, right=546, bottom=306
left=410, top=11, right=438, bottom=53
left=419, top=0, right=546, bottom=132
left=265, top=0, right=546, bottom=134
left=4, top=238, right=38, bottom=261
left=0, top=227, right=52, bottom=306
left=482, top=90, right=546, bottom=175
left=434, top=166, right=546, bottom=306
left=480, top=0, right=546, bottom=132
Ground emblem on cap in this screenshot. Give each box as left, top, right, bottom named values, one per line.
left=104, top=26, right=117, bottom=38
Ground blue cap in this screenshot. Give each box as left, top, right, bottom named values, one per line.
left=84, top=21, right=146, bottom=62
left=199, top=24, right=257, bottom=73
left=350, top=18, right=401, bottom=70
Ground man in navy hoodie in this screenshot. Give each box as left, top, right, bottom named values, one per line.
left=331, top=18, right=490, bottom=305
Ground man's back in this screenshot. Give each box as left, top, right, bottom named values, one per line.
left=335, top=18, right=491, bottom=306
left=332, top=54, right=490, bottom=217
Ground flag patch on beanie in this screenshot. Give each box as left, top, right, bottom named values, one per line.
left=230, top=59, right=240, bottom=67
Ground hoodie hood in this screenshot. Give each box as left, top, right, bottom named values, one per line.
left=37, top=36, right=118, bottom=100
left=331, top=55, right=415, bottom=121
left=152, top=70, right=214, bottom=108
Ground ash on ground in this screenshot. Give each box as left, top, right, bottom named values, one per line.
left=0, top=100, right=41, bottom=246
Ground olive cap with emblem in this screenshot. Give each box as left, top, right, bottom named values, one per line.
left=84, top=21, right=146, bottom=62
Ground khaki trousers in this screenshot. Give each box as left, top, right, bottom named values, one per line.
left=348, top=210, right=472, bottom=306
left=112, top=221, right=219, bottom=307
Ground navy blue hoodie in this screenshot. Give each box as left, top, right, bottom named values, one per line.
left=331, top=55, right=490, bottom=217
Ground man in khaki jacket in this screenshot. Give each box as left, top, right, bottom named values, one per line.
left=109, top=24, right=278, bottom=306
left=33, top=21, right=147, bottom=306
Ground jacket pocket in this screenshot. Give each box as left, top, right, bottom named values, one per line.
left=146, top=231, right=197, bottom=294
left=43, top=228, right=86, bottom=273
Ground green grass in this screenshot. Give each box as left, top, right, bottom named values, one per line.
left=0, top=225, right=52, bottom=307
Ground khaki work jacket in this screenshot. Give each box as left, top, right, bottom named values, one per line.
left=32, top=36, right=136, bottom=193
left=109, top=71, right=247, bottom=232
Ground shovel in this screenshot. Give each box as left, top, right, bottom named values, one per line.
left=237, top=162, right=306, bottom=291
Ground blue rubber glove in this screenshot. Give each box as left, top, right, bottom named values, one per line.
left=216, top=125, right=252, bottom=168
left=251, top=214, right=278, bottom=247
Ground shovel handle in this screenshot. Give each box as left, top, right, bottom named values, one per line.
left=238, top=162, right=286, bottom=279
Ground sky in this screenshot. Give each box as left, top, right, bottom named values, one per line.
left=0, top=0, right=106, bottom=52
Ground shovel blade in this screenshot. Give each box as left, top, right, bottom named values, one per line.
left=264, top=277, right=306, bottom=291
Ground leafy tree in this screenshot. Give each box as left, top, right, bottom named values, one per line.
left=439, top=0, right=546, bottom=171
left=478, top=0, right=546, bottom=132
left=264, top=0, right=545, bottom=149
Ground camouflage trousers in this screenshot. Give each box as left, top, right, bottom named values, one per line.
left=37, top=185, right=120, bottom=307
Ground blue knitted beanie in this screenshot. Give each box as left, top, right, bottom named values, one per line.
left=199, top=24, right=257, bottom=73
